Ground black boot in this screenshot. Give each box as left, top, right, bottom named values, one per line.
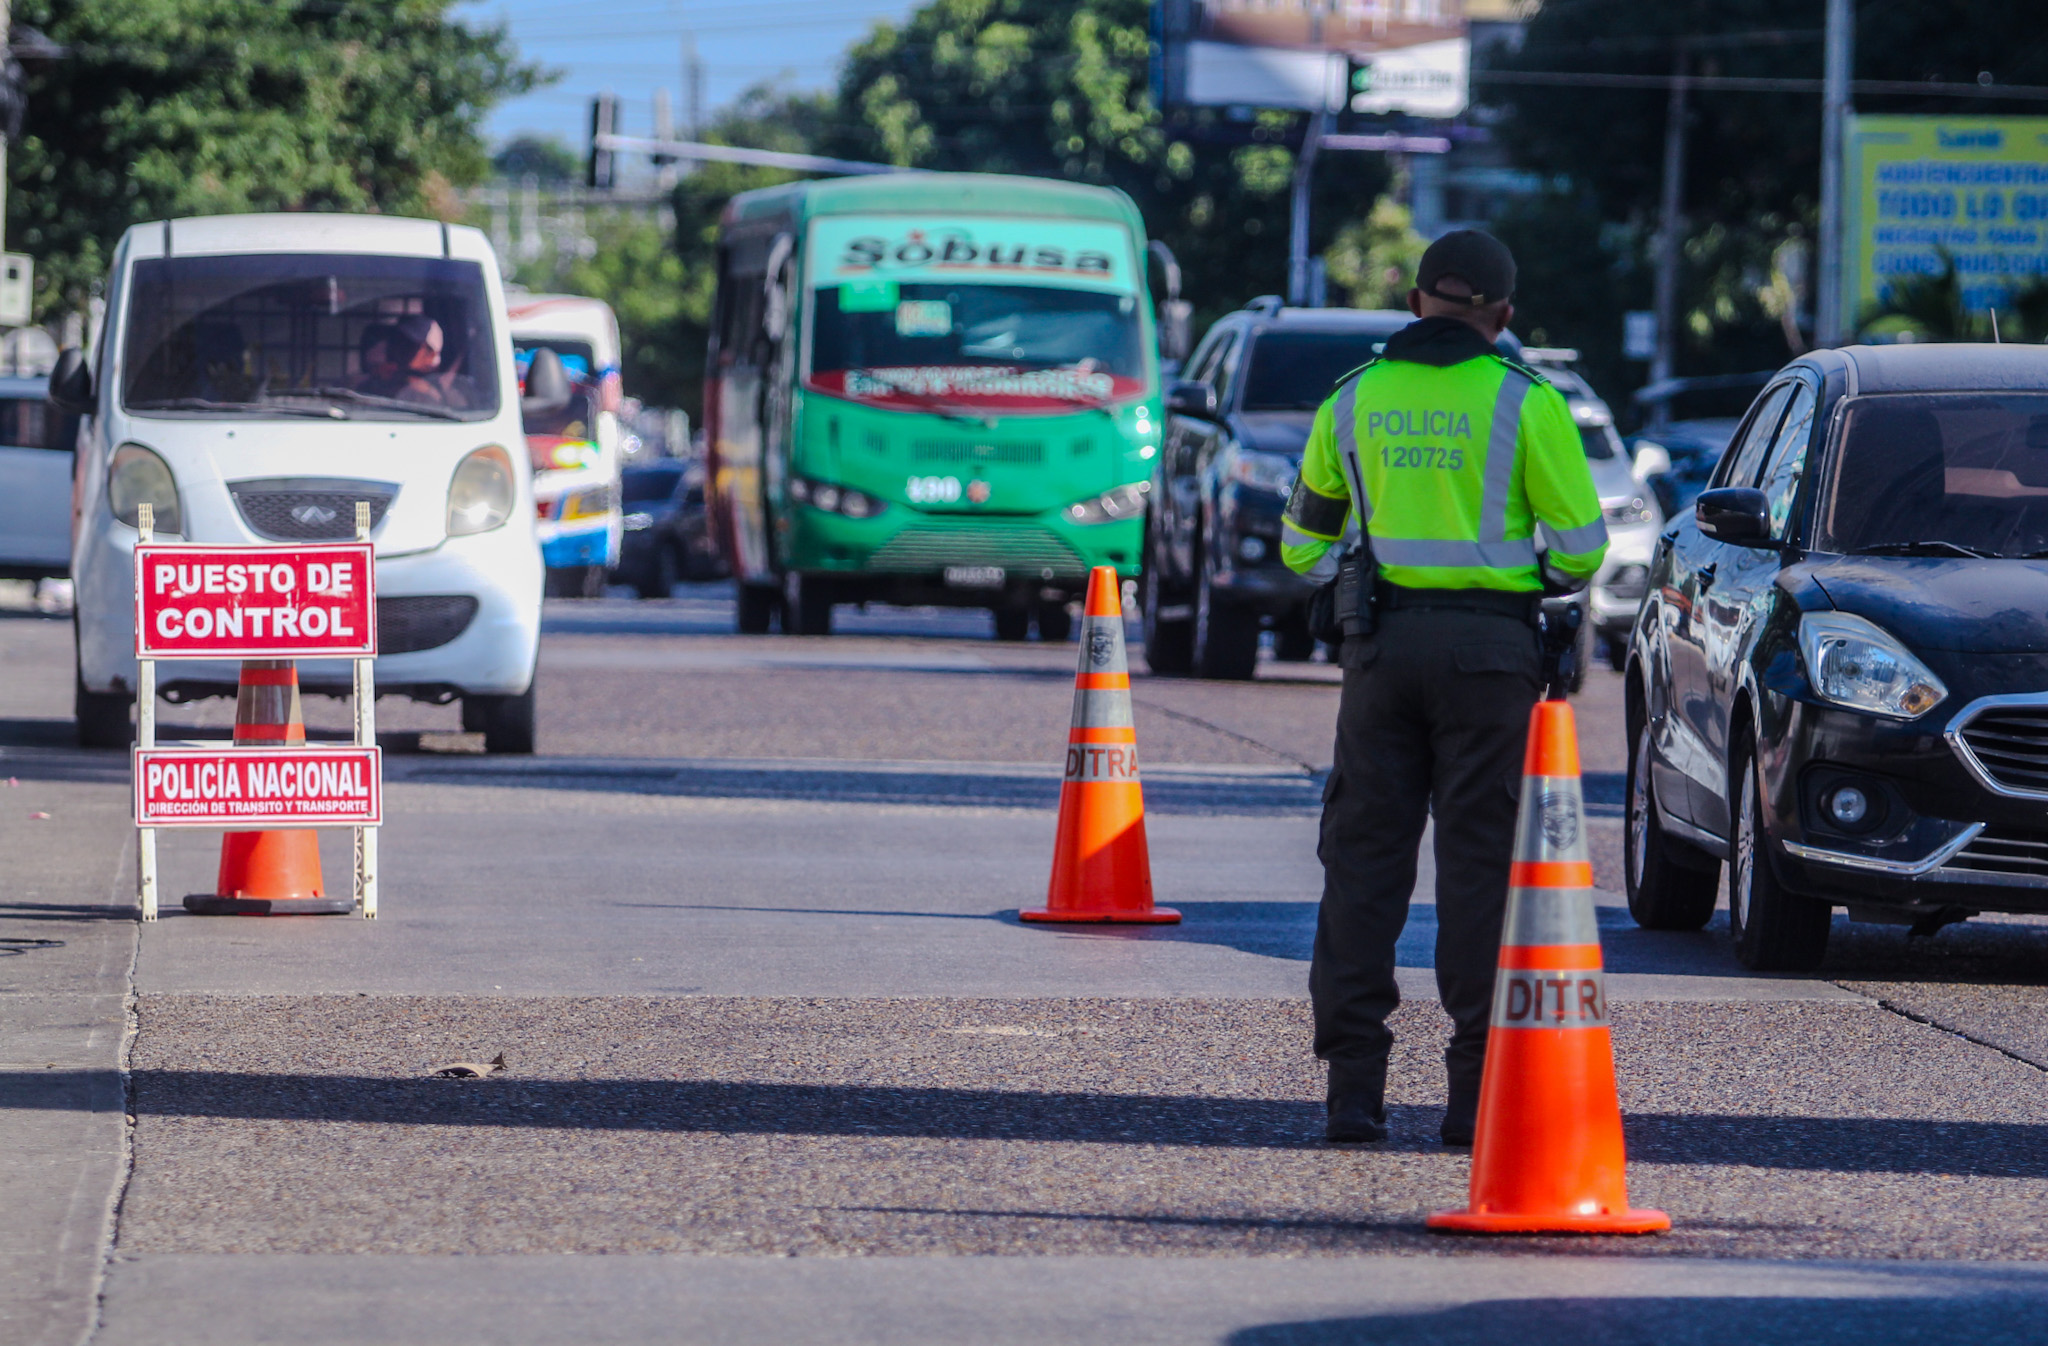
left=1325, top=1061, right=1389, bottom=1143
left=1441, top=1073, right=1480, bottom=1147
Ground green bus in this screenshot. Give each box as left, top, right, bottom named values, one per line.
left=704, top=173, right=1174, bottom=639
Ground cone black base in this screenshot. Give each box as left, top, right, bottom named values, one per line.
left=182, top=894, right=356, bottom=916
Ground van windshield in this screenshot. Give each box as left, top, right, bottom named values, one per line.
left=1821, top=393, right=2048, bottom=557
left=121, top=254, right=499, bottom=421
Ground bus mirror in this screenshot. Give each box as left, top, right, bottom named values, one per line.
left=522, top=347, right=572, bottom=417
left=1158, top=299, right=1192, bottom=364
left=762, top=233, right=795, bottom=343
left=48, top=348, right=92, bottom=414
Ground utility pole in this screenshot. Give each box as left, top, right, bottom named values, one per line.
left=1815, top=0, right=1854, bottom=347
left=1649, top=45, right=1688, bottom=432
left=1288, top=109, right=1328, bottom=307
left=1, top=0, right=12, bottom=256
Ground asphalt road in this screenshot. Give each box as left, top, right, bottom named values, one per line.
left=3, top=583, right=2047, bottom=1345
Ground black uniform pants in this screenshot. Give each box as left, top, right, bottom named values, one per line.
left=1311, top=606, right=1542, bottom=1111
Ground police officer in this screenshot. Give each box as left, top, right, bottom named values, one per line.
left=1279, top=231, right=1608, bottom=1146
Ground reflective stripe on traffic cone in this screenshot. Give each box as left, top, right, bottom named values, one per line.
left=1428, top=700, right=1669, bottom=1235
left=184, top=660, right=352, bottom=917
left=1021, top=567, right=1179, bottom=925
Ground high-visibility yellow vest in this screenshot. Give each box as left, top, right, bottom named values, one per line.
left=1281, top=351, right=1608, bottom=592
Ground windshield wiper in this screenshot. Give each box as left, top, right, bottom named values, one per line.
left=1848, top=540, right=1997, bottom=559
left=300, top=386, right=469, bottom=422
left=846, top=369, right=992, bottom=428
left=128, top=397, right=346, bottom=420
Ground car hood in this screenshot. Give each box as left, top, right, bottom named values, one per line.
left=1588, top=454, right=1642, bottom=505
left=1232, top=412, right=1314, bottom=459
left=1809, top=555, right=2048, bottom=653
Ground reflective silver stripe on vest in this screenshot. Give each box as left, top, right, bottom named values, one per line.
left=1371, top=537, right=1538, bottom=569
left=1280, top=520, right=1323, bottom=550
left=1540, top=517, right=1611, bottom=556
left=1479, top=370, right=1532, bottom=546
left=1329, top=376, right=1372, bottom=524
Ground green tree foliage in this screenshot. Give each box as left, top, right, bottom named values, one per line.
left=493, top=134, right=581, bottom=184
left=1322, top=197, right=1428, bottom=310
left=11, top=0, right=543, bottom=317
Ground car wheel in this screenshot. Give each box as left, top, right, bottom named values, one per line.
left=635, top=545, right=679, bottom=601
left=783, top=572, right=833, bottom=636
left=1603, top=632, right=1629, bottom=671
left=1193, top=543, right=1259, bottom=681
left=1035, top=600, right=1074, bottom=642
left=74, top=668, right=133, bottom=749
left=736, top=582, right=779, bottom=634
left=467, top=685, right=537, bottom=755
left=1273, top=612, right=1316, bottom=662
left=992, top=605, right=1031, bottom=642
left=1624, top=719, right=1719, bottom=930
left=1729, top=736, right=1832, bottom=971
left=1142, top=530, right=1194, bottom=675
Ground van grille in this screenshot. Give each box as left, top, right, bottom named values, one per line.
left=1946, top=825, right=2048, bottom=881
left=377, top=596, right=479, bottom=655
left=230, top=478, right=398, bottom=541
left=910, top=440, right=1045, bottom=466
left=869, top=524, right=1087, bottom=576
left=1955, top=705, right=2048, bottom=794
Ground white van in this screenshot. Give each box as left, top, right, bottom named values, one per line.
left=60, top=214, right=545, bottom=751
left=505, top=293, right=625, bottom=597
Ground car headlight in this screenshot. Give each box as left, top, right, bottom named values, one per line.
left=1798, top=611, right=1947, bottom=719
left=1064, top=481, right=1149, bottom=525
left=1229, top=449, right=1298, bottom=495
left=108, top=444, right=182, bottom=535
left=622, top=511, right=655, bottom=531
left=788, top=476, right=885, bottom=519
left=1602, top=495, right=1656, bottom=525
left=448, top=446, right=515, bottom=536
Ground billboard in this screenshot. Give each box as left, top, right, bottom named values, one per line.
left=1154, top=0, right=1469, bottom=118
left=1844, top=115, right=2048, bottom=323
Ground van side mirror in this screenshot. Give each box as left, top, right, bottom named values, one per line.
left=1695, top=486, right=1774, bottom=547
left=521, top=347, right=572, bottom=417
left=1157, top=299, right=1192, bottom=365
left=48, top=348, right=92, bottom=414
left=1631, top=443, right=1672, bottom=482
left=1166, top=380, right=1217, bottom=419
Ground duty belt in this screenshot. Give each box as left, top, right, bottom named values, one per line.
left=1378, top=584, right=1540, bottom=626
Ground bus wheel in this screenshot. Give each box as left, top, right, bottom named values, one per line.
left=993, top=606, right=1031, bottom=641
left=785, top=573, right=834, bottom=636
left=737, top=582, right=779, bottom=634
left=1035, top=600, right=1074, bottom=642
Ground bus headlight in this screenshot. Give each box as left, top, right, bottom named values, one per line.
left=448, top=446, right=515, bottom=536
left=1064, top=481, right=1149, bottom=524
left=108, top=444, right=182, bottom=535
left=790, top=476, right=885, bottom=519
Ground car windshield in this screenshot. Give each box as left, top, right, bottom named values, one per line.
left=622, top=465, right=683, bottom=505
left=1820, top=393, right=2048, bottom=556
left=1581, top=424, right=1623, bottom=460
left=1239, top=333, right=1390, bottom=411
left=807, top=283, right=1146, bottom=411
left=122, top=253, right=499, bottom=420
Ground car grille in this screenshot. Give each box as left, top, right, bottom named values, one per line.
left=377, top=596, right=478, bottom=655
left=229, top=478, right=398, bottom=540
left=1954, top=704, right=2048, bottom=794
left=868, top=524, right=1088, bottom=576
left=910, top=439, right=1045, bottom=466
left=1946, top=825, right=2048, bottom=880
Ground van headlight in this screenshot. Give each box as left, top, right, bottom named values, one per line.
left=1064, top=481, right=1149, bottom=525
left=108, top=444, right=182, bottom=535
left=1798, top=611, right=1947, bottom=719
left=448, top=446, right=516, bottom=536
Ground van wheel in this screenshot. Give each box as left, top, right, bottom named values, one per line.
left=1194, top=545, right=1259, bottom=680
left=737, top=582, right=779, bottom=634
left=466, top=686, right=537, bottom=755
left=1625, top=720, right=1719, bottom=930
left=1729, top=736, right=1832, bottom=970
left=1035, top=601, right=1074, bottom=642
left=993, top=606, right=1031, bottom=641
left=75, top=670, right=133, bottom=749
left=783, top=573, right=833, bottom=635
left=1142, top=531, right=1194, bottom=675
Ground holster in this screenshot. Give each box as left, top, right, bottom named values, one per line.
left=1309, top=542, right=1378, bottom=646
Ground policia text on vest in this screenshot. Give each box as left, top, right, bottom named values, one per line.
left=1279, top=231, right=1608, bottom=1147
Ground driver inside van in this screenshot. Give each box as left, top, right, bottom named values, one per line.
left=384, top=315, right=471, bottom=408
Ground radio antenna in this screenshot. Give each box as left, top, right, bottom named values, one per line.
left=1990, top=308, right=2003, bottom=343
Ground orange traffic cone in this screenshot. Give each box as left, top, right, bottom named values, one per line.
left=1021, top=567, right=1178, bottom=925
left=184, top=660, right=351, bottom=916
left=1428, top=700, right=1668, bottom=1235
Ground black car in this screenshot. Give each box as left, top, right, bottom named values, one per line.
left=1628, top=417, right=1741, bottom=519
left=1626, top=343, right=2048, bottom=970
left=615, top=459, right=722, bottom=599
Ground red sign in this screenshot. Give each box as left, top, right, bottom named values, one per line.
left=135, top=543, right=377, bottom=659
left=133, top=746, right=383, bottom=828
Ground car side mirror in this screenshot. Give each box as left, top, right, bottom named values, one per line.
left=1166, top=380, right=1217, bottom=419
left=1695, top=486, right=1774, bottom=547
left=48, top=348, right=92, bottom=414
left=1631, top=443, right=1672, bottom=481
left=521, top=347, right=572, bottom=417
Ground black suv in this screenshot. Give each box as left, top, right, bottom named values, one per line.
left=1627, top=343, right=2048, bottom=970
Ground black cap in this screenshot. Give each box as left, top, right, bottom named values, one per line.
left=1416, top=229, right=1516, bottom=307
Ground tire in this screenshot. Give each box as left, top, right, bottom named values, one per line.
left=783, top=572, right=833, bottom=636
left=1624, top=719, right=1720, bottom=930
left=992, top=605, right=1031, bottom=642
left=1603, top=632, right=1629, bottom=671
left=1273, top=612, right=1316, bottom=662
left=74, top=669, right=133, bottom=749
left=634, top=545, right=679, bottom=602
left=1729, top=735, right=1833, bottom=970
left=1035, top=600, right=1074, bottom=642
left=1141, top=530, right=1194, bottom=675
left=1193, top=544, right=1260, bottom=680
left=467, top=685, right=537, bottom=755
left=737, top=582, right=779, bottom=634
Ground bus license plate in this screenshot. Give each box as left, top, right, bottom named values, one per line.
left=944, top=566, right=1006, bottom=589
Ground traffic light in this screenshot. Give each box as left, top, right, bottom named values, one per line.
left=587, top=95, right=619, bottom=190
